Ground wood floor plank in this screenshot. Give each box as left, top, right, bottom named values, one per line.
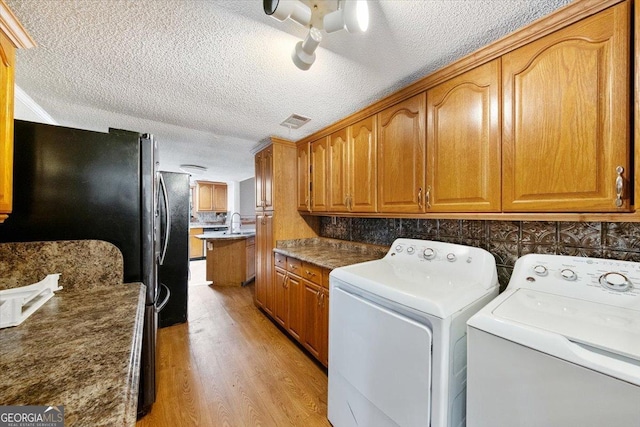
left=136, top=283, right=331, bottom=427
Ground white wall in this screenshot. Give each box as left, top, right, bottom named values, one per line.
left=239, top=178, right=255, bottom=216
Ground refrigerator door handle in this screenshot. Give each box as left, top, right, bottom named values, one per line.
left=158, top=173, right=171, bottom=266
left=155, top=283, right=171, bottom=313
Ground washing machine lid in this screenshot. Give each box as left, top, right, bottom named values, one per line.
left=494, top=288, right=640, bottom=361
left=331, top=259, right=495, bottom=318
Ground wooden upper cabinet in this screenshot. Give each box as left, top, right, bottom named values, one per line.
left=196, top=181, right=227, bottom=212
left=377, top=93, right=426, bottom=213
left=349, top=116, right=377, bottom=212
left=427, top=59, right=501, bottom=212
left=0, top=31, right=15, bottom=222
left=296, top=142, right=310, bottom=211
left=255, top=145, right=273, bottom=211
left=311, top=138, right=328, bottom=212
left=502, top=2, right=630, bottom=212
left=327, top=128, right=349, bottom=212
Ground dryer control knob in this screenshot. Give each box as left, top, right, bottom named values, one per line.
left=533, top=265, right=548, bottom=276
left=446, top=253, right=456, bottom=262
left=560, top=269, right=577, bottom=281
left=395, top=245, right=403, bottom=253
left=600, top=272, right=632, bottom=292
left=406, top=247, right=415, bottom=254
left=423, top=248, right=436, bottom=260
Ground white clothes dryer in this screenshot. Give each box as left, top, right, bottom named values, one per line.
left=328, top=239, right=499, bottom=427
left=467, top=254, right=640, bottom=427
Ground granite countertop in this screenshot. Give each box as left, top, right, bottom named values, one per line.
left=196, top=231, right=255, bottom=240
left=189, top=222, right=228, bottom=229
left=274, top=238, right=389, bottom=270
left=0, top=283, right=146, bottom=427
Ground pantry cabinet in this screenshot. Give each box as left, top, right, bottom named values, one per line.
left=377, top=93, right=426, bottom=213
left=426, top=59, right=501, bottom=212
left=255, top=145, right=273, bottom=211
left=502, top=2, right=630, bottom=212
left=255, top=212, right=273, bottom=314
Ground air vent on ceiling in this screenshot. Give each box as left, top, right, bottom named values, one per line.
left=280, top=114, right=311, bottom=129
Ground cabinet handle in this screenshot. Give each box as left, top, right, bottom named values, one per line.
left=348, top=195, right=353, bottom=211
left=305, top=270, right=316, bottom=277
left=417, top=187, right=423, bottom=209
left=320, top=291, right=325, bottom=308
left=290, top=264, right=297, bottom=270
left=317, top=289, right=322, bottom=306
left=615, top=166, right=624, bottom=208
left=426, top=185, right=431, bottom=209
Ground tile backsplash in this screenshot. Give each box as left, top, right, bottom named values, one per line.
left=319, top=218, right=640, bottom=291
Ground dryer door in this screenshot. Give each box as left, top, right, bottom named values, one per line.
left=329, top=287, right=433, bottom=427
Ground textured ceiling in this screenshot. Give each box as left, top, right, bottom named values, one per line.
left=7, top=0, right=572, bottom=182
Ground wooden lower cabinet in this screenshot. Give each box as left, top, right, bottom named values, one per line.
left=266, top=254, right=329, bottom=367
left=189, top=228, right=204, bottom=259
left=254, top=213, right=273, bottom=314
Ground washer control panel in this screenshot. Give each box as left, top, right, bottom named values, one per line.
left=388, top=240, right=473, bottom=264
left=513, top=254, right=640, bottom=305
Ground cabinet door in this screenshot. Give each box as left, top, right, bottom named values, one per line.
left=287, top=273, right=303, bottom=342
left=302, top=280, right=322, bottom=360
left=297, top=143, right=310, bottom=211
left=377, top=93, right=426, bottom=213
left=274, top=268, right=288, bottom=327
left=0, top=32, right=15, bottom=221
left=320, top=289, right=329, bottom=367
left=246, top=238, right=255, bottom=280
left=196, top=182, right=214, bottom=211
left=255, top=213, right=273, bottom=313
left=311, top=138, right=328, bottom=212
left=349, top=116, right=377, bottom=212
left=189, top=228, right=204, bottom=259
left=502, top=3, right=630, bottom=212
left=427, top=60, right=501, bottom=212
left=213, top=183, right=227, bottom=212
left=328, top=128, right=349, bottom=211
left=255, top=150, right=264, bottom=210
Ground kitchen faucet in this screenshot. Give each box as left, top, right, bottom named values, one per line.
left=230, top=212, right=242, bottom=233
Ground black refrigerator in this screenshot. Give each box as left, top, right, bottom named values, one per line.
left=0, top=120, right=188, bottom=416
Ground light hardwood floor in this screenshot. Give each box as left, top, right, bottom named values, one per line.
left=136, top=283, right=331, bottom=427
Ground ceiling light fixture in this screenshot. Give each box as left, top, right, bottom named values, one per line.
left=179, top=164, right=208, bottom=175
left=263, top=0, right=370, bottom=71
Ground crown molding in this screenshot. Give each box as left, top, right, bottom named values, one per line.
left=14, top=85, right=58, bottom=124
left=0, top=1, right=36, bottom=49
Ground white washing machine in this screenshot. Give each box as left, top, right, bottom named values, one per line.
left=467, top=254, right=640, bottom=427
left=328, top=238, right=498, bottom=427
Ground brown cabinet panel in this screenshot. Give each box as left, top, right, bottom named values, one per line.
left=196, top=181, right=227, bottom=212
left=377, top=93, right=426, bottom=213
left=302, top=280, right=322, bottom=360
left=328, top=128, right=349, bottom=211
left=427, top=59, right=501, bottom=212
left=255, top=213, right=273, bottom=313
left=255, top=145, right=274, bottom=211
left=296, top=142, right=310, bottom=211
left=213, top=184, right=227, bottom=212
left=287, top=273, right=303, bottom=342
left=349, top=115, right=377, bottom=212
left=311, top=138, right=328, bottom=212
left=246, top=237, right=255, bottom=281
left=0, top=32, right=15, bottom=222
left=189, top=228, right=204, bottom=259
left=274, top=267, right=287, bottom=327
left=502, top=3, right=630, bottom=212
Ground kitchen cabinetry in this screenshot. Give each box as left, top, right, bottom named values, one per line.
left=311, top=138, right=328, bottom=212
left=503, top=2, right=629, bottom=212
left=328, top=128, right=349, bottom=211
left=0, top=6, right=34, bottom=223
left=272, top=253, right=329, bottom=366
left=349, top=116, right=377, bottom=212
left=255, top=145, right=273, bottom=210
left=253, top=138, right=319, bottom=314
left=297, top=142, right=310, bottom=211
left=377, top=93, right=426, bottom=213
left=205, top=235, right=255, bottom=286
left=189, top=227, right=204, bottom=259
left=426, top=59, right=501, bottom=212
left=196, top=181, right=227, bottom=212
